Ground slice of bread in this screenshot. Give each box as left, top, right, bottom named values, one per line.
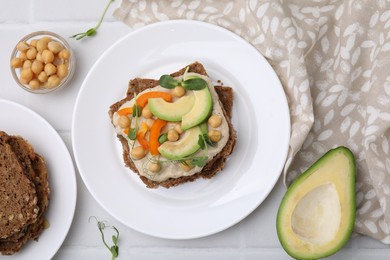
left=109, top=62, right=237, bottom=188
left=0, top=132, right=39, bottom=240
left=0, top=133, right=50, bottom=255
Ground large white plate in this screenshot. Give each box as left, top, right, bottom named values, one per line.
left=0, top=99, right=76, bottom=259
left=72, top=20, right=290, bottom=239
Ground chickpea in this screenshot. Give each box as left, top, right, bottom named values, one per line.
left=145, top=118, right=155, bottom=128
left=36, top=39, right=48, bottom=52
left=41, top=36, right=52, bottom=44
left=44, top=63, right=57, bottom=76
left=11, top=57, right=23, bottom=68
left=208, top=130, right=222, bottom=143
left=58, top=49, right=70, bottom=60
left=172, top=86, right=186, bottom=97
left=47, top=75, right=61, bottom=88
left=36, top=52, right=43, bottom=62
left=26, top=47, right=37, bottom=60
left=30, top=39, right=38, bottom=47
left=174, top=123, right=183, bottom=134
left=117, top=115, right=130, bottom=128
left=57, top=63, right=68, bottom=79
left=20, top=69, right=34, bottom=83
left=18, top=52, right=27, bottom=61
left=16, top=41, right=29, bottom=52
left=179, top=160, right=193, bottom=172
left=12, top=36, right=72, bottom=91
left=22, top=60, right=32, bottom=69
left=167, top=129, right=179, bottom=142
left=48, top=41, right=64, bottom=54
left=142, top=105, right=152, bottom=118
left=42, top=50, right=54, bottom=64
left=31, top=60, right=44, bottom=74
left=29, top=79, right=41, bottom=90
left=208, top=114, right=222, bottom=128
left=131, top=146, right=146, bottom=160
left=37, top=71, right=48, bottom=83
left=148, top=161, right=161, bottom=173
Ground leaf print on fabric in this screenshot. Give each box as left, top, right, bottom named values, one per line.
left=365, top=220, right=379, bottom=234
left=256, top=2, right=269, bottom=18
left=379, top=220, right=390, bottom=233
left=349, top=121, right=361, bottom=138
left=359, top=200, right=373, bottom=215
left=324, top=110, right=335, bottom=125
left=317, top=129, right=333, bottom=141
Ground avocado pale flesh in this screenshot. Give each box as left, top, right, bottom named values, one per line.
left=277, top=146, right=356, bottom=260
left=148, top=95, right=195, bottom=122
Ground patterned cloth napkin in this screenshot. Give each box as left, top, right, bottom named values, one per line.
left=114, top=0, right=390, bottom=243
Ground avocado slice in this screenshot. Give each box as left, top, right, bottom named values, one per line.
left=148, top=95, right=195, bottom=122
left=277, top=147, right=356, bottom=260
left=158, top=126, right=202, bottom=160
left=181, top=87, right=213, bottom=131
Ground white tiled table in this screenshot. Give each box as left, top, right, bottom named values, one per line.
left=1, top=1, right=390, bottom=259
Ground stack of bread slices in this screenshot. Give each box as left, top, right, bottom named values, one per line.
left=0, top=131, right=50, bottom=255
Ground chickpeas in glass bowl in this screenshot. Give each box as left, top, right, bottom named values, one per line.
left=10, top=31, right=75, bottom=94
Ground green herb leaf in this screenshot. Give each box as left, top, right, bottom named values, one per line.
left=159, top=74, right=179, bottom=89
left=198, top=134, right=206, bottom=150
left=132, top=104, right=141, bottom=117
left=85, top=28, right=97, bottom=36
left=203, top=133, right=215, bottom=146
left=128, top=128, right=137, bottom=140
left=182, top=77, right=207, bottom=90
left=110, top=245, right=119, bottom=257
left=158, top=133, right=168, bottom=144
left=191, top=156, right=208, bottom=167
left=71, top=0, right=115, bottom=40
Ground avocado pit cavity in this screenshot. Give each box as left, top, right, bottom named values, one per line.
left=291, top=183, right=341, bottom=245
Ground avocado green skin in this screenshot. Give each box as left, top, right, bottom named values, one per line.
left=276, top=146, right=356, bottom=260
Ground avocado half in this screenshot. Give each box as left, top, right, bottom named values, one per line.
left=277, top=147, right=356, bottom=260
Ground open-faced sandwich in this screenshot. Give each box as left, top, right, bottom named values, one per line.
left=0, top=131, right=50, bottom=255
left=109, top=62, right=236, bottom=188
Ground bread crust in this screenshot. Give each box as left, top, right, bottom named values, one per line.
left=109, top=62, right=236, bottom=188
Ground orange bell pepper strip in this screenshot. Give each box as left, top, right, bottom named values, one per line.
left=117, top=107, right=133, bottom=116
left=149, top=119, right=167, bottom=155
left=136, top=122, right=149, bottom=150
left=136, top=92, right=172, bottom=108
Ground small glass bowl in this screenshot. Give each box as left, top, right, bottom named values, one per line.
left=10, top=31, right=75, bottom=94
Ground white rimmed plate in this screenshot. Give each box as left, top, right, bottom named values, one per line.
left=72, top=20, right=290, bottom=239
left=0, top=99, right=76, bottom=259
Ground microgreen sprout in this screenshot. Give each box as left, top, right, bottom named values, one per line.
left=89, top=216, right=119, bottom=260
left=71, top=0, right=115, bottom=40
left=159, top=67, right=207, bottom=90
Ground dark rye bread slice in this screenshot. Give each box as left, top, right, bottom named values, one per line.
left=8, top=137, right=50, bottom=225
left=2, top=137, right=40, bottom=242
left=109, top=62, right=237, bottom=188
left=0, top=132, right=39, bottom=239
left=0, top=154, right=49, bottom=255
left=0, top=136, right=50, bottom=255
